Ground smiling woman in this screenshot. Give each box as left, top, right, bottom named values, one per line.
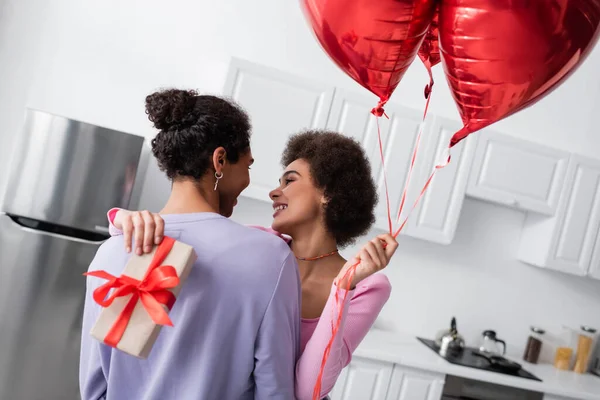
left=265, top=130, right=392, bottom=399
left=271, top=130, right=377, bottom=248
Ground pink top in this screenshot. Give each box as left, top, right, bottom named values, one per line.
left=107, top=211, right=391, bottom=400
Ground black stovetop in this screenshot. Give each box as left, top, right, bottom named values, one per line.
left=417, top=337, right=542, bottom=382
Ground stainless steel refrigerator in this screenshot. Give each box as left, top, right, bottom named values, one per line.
left=0, top=109, right=146, bottom=400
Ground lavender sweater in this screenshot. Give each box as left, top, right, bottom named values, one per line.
left=79, top=212, right=301, bottom=400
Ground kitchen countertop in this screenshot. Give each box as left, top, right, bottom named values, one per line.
left=354, top=330, right=600, bottom=400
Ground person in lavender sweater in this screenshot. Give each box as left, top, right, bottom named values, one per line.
left=79, top=89, right=301, bottom=400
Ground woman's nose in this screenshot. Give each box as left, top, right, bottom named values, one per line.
left=269, top=188, right=281, bottom=201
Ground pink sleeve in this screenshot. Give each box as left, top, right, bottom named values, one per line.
left=295, top=273, right=392, bottom=400
left=107, top=208, right=123, bottom=236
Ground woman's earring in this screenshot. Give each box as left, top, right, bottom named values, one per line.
left=214, top=171, right=223, bottom=191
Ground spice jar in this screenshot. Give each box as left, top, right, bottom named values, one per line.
left=523, top=327, right=545, bottom=364
left=574, top=326, right=597, bottom=373
left=554, top=347, right=574, bottom=370
left=554, top=325, right=578, bottom=370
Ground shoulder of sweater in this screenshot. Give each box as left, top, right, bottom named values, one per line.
left=233, top=224, right=291, bottom=251
left=246, top=225, right=292, bottom=243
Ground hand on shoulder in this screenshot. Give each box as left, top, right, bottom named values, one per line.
left=112, top=209, right=164, bottom=255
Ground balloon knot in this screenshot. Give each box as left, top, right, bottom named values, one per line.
left=371, top=99, right=390, bottom=118
left=371, top=106, right=386, bottom=117
left=424, top=83, right=432, bottom=99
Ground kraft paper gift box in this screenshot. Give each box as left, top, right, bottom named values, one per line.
left=86, top=236, right=197, bottom=359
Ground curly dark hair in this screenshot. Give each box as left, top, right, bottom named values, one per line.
left=281, top=130, right=378, bottom=247
left=146, top=89, right=251, bottom=180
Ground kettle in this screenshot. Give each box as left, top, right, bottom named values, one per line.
left=435, top=317, right=465, bottom=355
left=479, top=330, right=506, bottom=355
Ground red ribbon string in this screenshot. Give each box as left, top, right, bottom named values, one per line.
left=84, top=236, right=180, bottom=348
left=312, top=261, right=357, bottom=400
left=395, top=124, right=423, bottom=226
left=312, top=82, right=453, bottom=400
left=393, top=77, right=434, bottom=236
left=393, top=151, right=451, bottom=237
left=375, top=115, right=393, bottom=234
left=392, top=79, right=454, bottom=238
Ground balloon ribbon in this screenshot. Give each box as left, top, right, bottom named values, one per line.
left=313, top=79, right=451, bottom=399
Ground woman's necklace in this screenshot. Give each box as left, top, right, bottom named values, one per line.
left=296, top=249, right=339, bottom=261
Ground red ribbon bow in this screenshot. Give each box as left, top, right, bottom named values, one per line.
left=84, top=236, right=180, bottom=348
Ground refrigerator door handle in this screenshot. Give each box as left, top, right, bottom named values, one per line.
left=94, top=225, right=110, bottom=233
left=2, top=213, right=109, bottom=244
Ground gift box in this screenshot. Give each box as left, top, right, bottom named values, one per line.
left=85, top=236, right=197, bottom=358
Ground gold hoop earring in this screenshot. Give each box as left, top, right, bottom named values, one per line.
left=214, top=171, right=223, bottom=191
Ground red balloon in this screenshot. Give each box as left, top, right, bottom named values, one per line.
left=418, top=5, right=441, bottom=69
left=417, top=5, right=441, bottom=98
left=440, top=0, right=600, bottom=147
left=300, top=0, right=437, bottom=112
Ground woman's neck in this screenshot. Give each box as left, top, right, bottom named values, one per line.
left=290, top=223, right=345, bottom=280
left=291, top=228, right=336, bottom=259
left=160, top=179, right=218, bottom=215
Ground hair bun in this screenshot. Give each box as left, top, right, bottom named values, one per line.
left=145, top=89, right=198, bottom=131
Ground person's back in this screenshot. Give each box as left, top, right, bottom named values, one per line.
left=80, top=213, right=301, bottom=399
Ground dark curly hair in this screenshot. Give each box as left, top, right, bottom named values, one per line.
left=146, top=89, right=251, bottom=180
left=281, top=130, right=377, bottom=247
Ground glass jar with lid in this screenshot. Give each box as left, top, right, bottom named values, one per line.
left=523, top=326, right=545, bottom=364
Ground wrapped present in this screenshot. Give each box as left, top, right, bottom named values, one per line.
left=84, top=236, right=196, bottom=358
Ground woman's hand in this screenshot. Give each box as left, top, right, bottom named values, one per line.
left=113, top=210, right=165, bottom=255
left=337, top=234, right=398, bottom=289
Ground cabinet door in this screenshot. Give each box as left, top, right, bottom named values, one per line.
left=466, top=132, right=569, bottom=215
left=329, top=357, right=394, bottom=400
left=385, top=365, right=445, bottom=400
left=223, top=58, right=335, bottom=202
left=547, top=156, right=600, bottom=275
left=329, top=367, right=349, bottom=400
left=589, top=224, right=600, bottom=280
left=326, top=89, right=425, bottom=233
left=403, top=116, right=478, bottom=244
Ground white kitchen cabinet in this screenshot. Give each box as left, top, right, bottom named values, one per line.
left=327, top=89, right=474, bottom=244
left=466, top=131, right=569, bottom=215
left=403, top=116, right=478, bottom=244
left=329, top=357, right=394, bottom=400
left=385, top=365, right=445, bottom=400
left=590, top=227, right=600, bottom=280
left=519, top=155, right=600, bottom=277
left=223, top=58, right=334, bottom=202
left=330, top=358, right=444, bottom=400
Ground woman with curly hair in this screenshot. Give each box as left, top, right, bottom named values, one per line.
left=109, top=89, right=398, bottom=400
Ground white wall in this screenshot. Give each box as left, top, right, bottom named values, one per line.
left=2, top=0, right=600, bottom=358
left=0, top=0, right=50, bottom=206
